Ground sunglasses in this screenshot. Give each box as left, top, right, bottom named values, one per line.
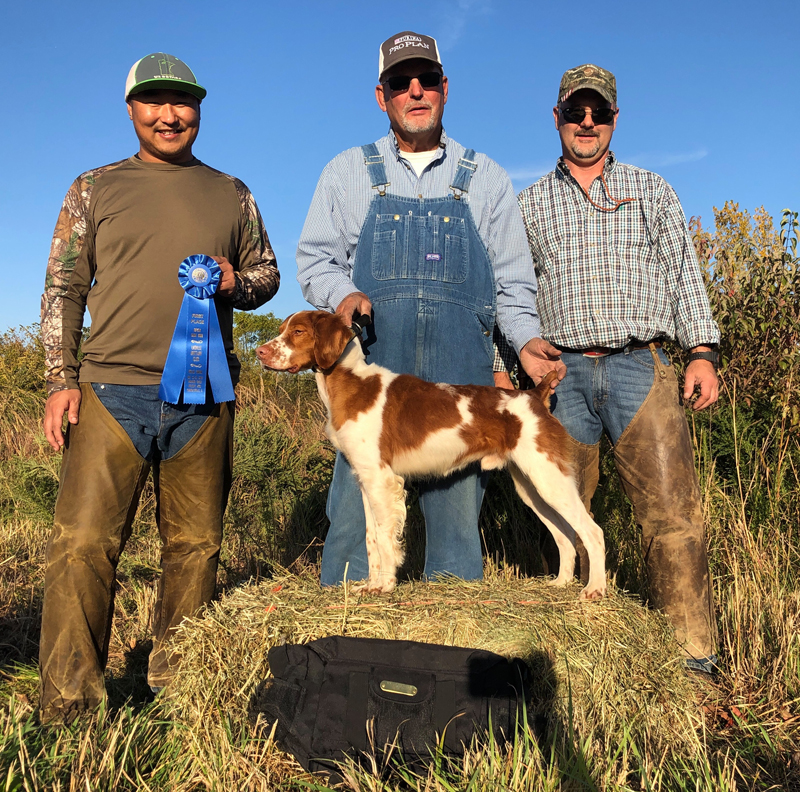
left=560, top=106, right=616, bottom=125
left=383, top=71, right=443, bottom=93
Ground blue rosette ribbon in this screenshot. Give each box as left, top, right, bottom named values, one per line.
left=159, top=254, right=236, bottom=404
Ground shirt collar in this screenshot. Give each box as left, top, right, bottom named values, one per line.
left=556, top=149, right=617, bottom=179
left=389, top=128, right=448, bottom=162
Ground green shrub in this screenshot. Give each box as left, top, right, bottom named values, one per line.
left=691, top=204, right=800, bottom=428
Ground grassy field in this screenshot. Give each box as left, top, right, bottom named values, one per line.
left=0, top=319, right=799, bottom=790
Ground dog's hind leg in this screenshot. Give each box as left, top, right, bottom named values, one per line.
left=508, top=460, right=606, bottom=600
left=507, top=462, right=577, bottom=587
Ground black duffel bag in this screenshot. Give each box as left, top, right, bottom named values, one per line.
left=248, top=635, right=531, bottom=775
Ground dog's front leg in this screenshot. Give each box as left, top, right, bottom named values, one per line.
left=350, top=467, right=406, bottom=594
left=349, top=489, right=387, bottom=594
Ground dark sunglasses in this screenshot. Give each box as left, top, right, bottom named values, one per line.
left=383, top=71, right=442, bottom=93
left=560, top=106, right=616, bottom=125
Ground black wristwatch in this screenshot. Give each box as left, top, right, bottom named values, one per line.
left=686, top=349, right=719, bottom=370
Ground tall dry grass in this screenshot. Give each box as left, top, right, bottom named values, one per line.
left=0, top=330, right=798, bottom=789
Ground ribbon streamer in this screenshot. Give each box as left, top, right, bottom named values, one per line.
left=159, top=254, right=236, bottom=404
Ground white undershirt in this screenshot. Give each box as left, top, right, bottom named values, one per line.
left=401, top=149, right=439, bottom=177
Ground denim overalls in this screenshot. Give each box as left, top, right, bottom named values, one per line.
left=319, top=144, right=497, bottom=586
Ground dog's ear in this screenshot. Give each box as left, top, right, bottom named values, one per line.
left=313, top=312, right=353, bottom=370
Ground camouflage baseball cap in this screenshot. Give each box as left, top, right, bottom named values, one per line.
left=125, top=52, right=206, bottom=101
left=558, top=64, right=616, bottom=106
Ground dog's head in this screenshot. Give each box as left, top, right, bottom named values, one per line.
left=256, top=310, right=355, bottom=373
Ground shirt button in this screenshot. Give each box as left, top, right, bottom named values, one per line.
left=444, top=217, right=450, bottom=222
left=418, top=194, right=423, bottom=198
left=394, top=214, right=400, bottom=220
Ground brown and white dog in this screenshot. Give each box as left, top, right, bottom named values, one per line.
left=256, top=311, right=606, bottom=600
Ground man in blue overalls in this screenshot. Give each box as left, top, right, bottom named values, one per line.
left=297, top=31, right=563, bottom=587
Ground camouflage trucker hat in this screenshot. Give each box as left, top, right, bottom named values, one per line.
left=125, top=52, right=207, bottom=101
left=379, top=31, right=442, bottom=80
left=558, top=64, right=616, bottom=106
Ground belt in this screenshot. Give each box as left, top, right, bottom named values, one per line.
left=556, top=340, right=662, bottom=358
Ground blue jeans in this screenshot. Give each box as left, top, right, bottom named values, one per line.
left=550, top=347, right=673, bottom=444
left=320, top=453, right=487, bottom=586
left=91, top=383, right=214, bottom=461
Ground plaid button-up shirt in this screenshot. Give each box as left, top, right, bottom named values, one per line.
left=516, top=152, right=719, bottom=352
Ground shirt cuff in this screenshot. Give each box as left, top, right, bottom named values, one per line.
left=680, top=323, right=721, bottom=350
left=502, top=316, right=542, bottom=357
left=327, top=281, right=361, bottom=313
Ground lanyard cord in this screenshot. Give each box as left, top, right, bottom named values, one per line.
left=576, top=171, right=636, bottom=212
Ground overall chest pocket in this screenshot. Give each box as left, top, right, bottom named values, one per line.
left=371, top=213, right=469, bottom=283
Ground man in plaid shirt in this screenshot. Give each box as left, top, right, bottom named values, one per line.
left=514, top=64, right=720, bottom=673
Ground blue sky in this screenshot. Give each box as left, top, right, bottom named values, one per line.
left=2, top=0, right=797, bottom=332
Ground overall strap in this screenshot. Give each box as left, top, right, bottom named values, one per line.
left=450, top=148, right=478, bottom=200
left=360, top=143, right=390, bottom=196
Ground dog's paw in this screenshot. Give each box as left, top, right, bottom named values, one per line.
left=368, top=577, right=397, bottom=594
left=579, top=582, right=607, bottom=601
left=547, top=575, right=572, bottom=588
left=351, top=577, right=396, bottom=595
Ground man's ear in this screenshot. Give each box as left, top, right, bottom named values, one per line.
left=313, top=312, right=353, bottom=369
left=127, top=101, right=133, bottom=121
left=376, top=83, right=388, bottom=113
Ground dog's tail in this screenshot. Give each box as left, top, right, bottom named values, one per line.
left=533, top=370, right=559, bottom=409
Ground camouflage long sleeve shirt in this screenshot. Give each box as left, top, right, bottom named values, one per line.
left=41, top=156, right=279, bottom=394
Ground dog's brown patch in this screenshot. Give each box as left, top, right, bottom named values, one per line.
left=454, top=386, right=523, bottom=466
left=532, top=406, right=571, bottom=476
left=327, top=365, right=382, bottom=431
left=380, top=376, right=462, bottom=464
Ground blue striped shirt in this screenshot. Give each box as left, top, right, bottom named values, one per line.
left=296, top=131, right=540, bottom=354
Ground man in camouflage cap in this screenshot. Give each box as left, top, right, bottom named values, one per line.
left=505, top=63, right=721, bottom=672
left=38, top=52, right=280, bottom=722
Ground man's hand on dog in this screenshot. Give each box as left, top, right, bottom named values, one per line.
left=519, top=338, right=567, bottom=390
left=684, top=348, right=718, bottom=411
left=336, top=291, right=373, bottom=326
left=44, top=389, right=82, bottom=451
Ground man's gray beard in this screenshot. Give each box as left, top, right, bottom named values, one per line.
left=570, top=138, right=600, bottom=159
left=400, top=110, right=438, bottom=136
